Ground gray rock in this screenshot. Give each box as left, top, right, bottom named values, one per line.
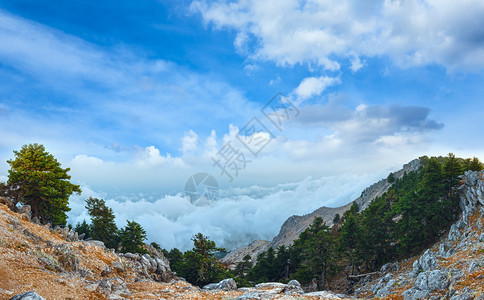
left=284, top=280, right=304, bottom=294
left=302, top=291, right=341, bottom=299
left=419, top=250, right=438, bottom=271
left=78, top=268, right=94, bottom=279
left=55, top=244, right=79, bottom=272
left=375, top=279, right=396, bottom=297
left=402, top=288, right=430, bottom=300
left=438, top=242, right=454, bottom=258
left=411, top=250, right=438, bottom=277
left=97, top=277, right=131, bottom=297
left=83, top=240, right=106, bottom=248
left=449, top=221, right=464, bottom=241
left=66, top=229, right=78, bottom=242
left=449, top=268, right=464, bottom=284
left=111, top=261, right=124, bottom=272
left=381, top=262, right=398, bottom=273
left=236, top=292, right=262, bottom=299
left=9, top=291, right=45, bottom=300
left=203, top=278, right=237, bottom=291
left=415, top=270, right=449, bottom=291
left=102, top=266, right=112, bottom=276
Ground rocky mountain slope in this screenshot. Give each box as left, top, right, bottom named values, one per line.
left=0, top=198, right=351, bottom=299
left=1, top=162, right=483, bottom=299
left=223, top=159, right=421, bottom=265
left=351, top=170, right=484, bottom=299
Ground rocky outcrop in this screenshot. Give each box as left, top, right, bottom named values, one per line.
left=203, top=278, right=237, bottom=291
left=355, top=170, right=484, bottom=299
left=409, top=249, right=438, bottom=277
left=233, top=280, right=345, bottom=299
left=9, top=291, right=45, bottom=300
left=119, top=252, right=174, bottom=282
left=223, top=159, right=421, bottom=265
left=403, top=270, right=450, bottom=299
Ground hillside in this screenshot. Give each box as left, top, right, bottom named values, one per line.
left=350, top=169, right=484, bottom=299
left=0, top=200, right=351, bottom=299
left=223, top=159, right=420, bottom=265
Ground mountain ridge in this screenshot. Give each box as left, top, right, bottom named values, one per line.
left=222, top=158, right=421, bottom=265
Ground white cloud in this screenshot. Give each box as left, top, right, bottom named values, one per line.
left=293, top=75, right=340, bottom=100
left=0, top=8, right=254, bottom=163
left=350, top=56, right=365, bottom=72
left=191, top=0, right=484, bottom=71
left=181, top=130, right=199, bottom=154
left=68, top=170, right=390, bottom=251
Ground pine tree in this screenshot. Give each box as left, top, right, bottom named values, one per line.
left=74, top=220, right=91, bottom=238
left=469, top=157, right=483, bottom=171
left=6, top=143, right=81, bottom=226
left=177, top=233, right=227, bottom=286
left=85, top=197, right=119, bottom=249
left=119, top=220, right=148, bottom=254
left=234, top=254, right=252, bottom=278
left=165, top=248, right=184, bottom=273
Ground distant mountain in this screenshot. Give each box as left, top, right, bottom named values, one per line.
left=222, top=159, right=421, bottom=265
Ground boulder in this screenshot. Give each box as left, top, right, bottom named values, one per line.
left=9, top=291, right=45, bottom=300
left=83, top=240, right=105, bottom=248
left=302, top=291, right=342, bottom=299
left=414, top=270, right=449, bottom=291
left=203, top=278, right=237, bottom=291
left=402, top=288, right=430, bottom=300
left=448, top=221, right=464, bottom=241
left=97, top=277, right=131, bottom=297
left=283, top=280, right=304, bottom=294
left=381, top=262, right=398, bottom=273
left=66, top=229, right=78, bottom=242
left=111, top=261, right=125, bottom=273
left=410, top=250, right=438, bottom=277
left=438, top=242, right=454, bottom=258
left=468, top=259, right=482, bottom=273
left=55, top=244, right=79, bottom=272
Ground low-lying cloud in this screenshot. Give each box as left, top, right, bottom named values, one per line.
left=68, top=170, right=389, bottom=251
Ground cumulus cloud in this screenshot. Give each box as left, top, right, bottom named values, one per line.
left=293, top=76, right=340, bottom=100
left=191, top=0, right=484, bottom=71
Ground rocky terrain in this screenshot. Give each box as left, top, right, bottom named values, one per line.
left=351, top=170, right=484, bottom=299
left=0, top=196, right=350, bottom=299
left=223, top=159, right=421, bottom=266
left=2, top=163, right=484, bottom=299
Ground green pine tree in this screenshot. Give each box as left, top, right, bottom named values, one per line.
left=85, top=197, right=119, bottom=249
left=74, top=220, right=91, bottom=238
left=119, top=220, right=148, bottom=254
left=6, top=143, right=81, bottom=226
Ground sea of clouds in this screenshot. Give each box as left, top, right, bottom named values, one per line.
left=67, top=170, right=388, bottom=251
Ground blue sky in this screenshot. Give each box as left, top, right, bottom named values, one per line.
left=1, top=0, right=484, bottom=249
